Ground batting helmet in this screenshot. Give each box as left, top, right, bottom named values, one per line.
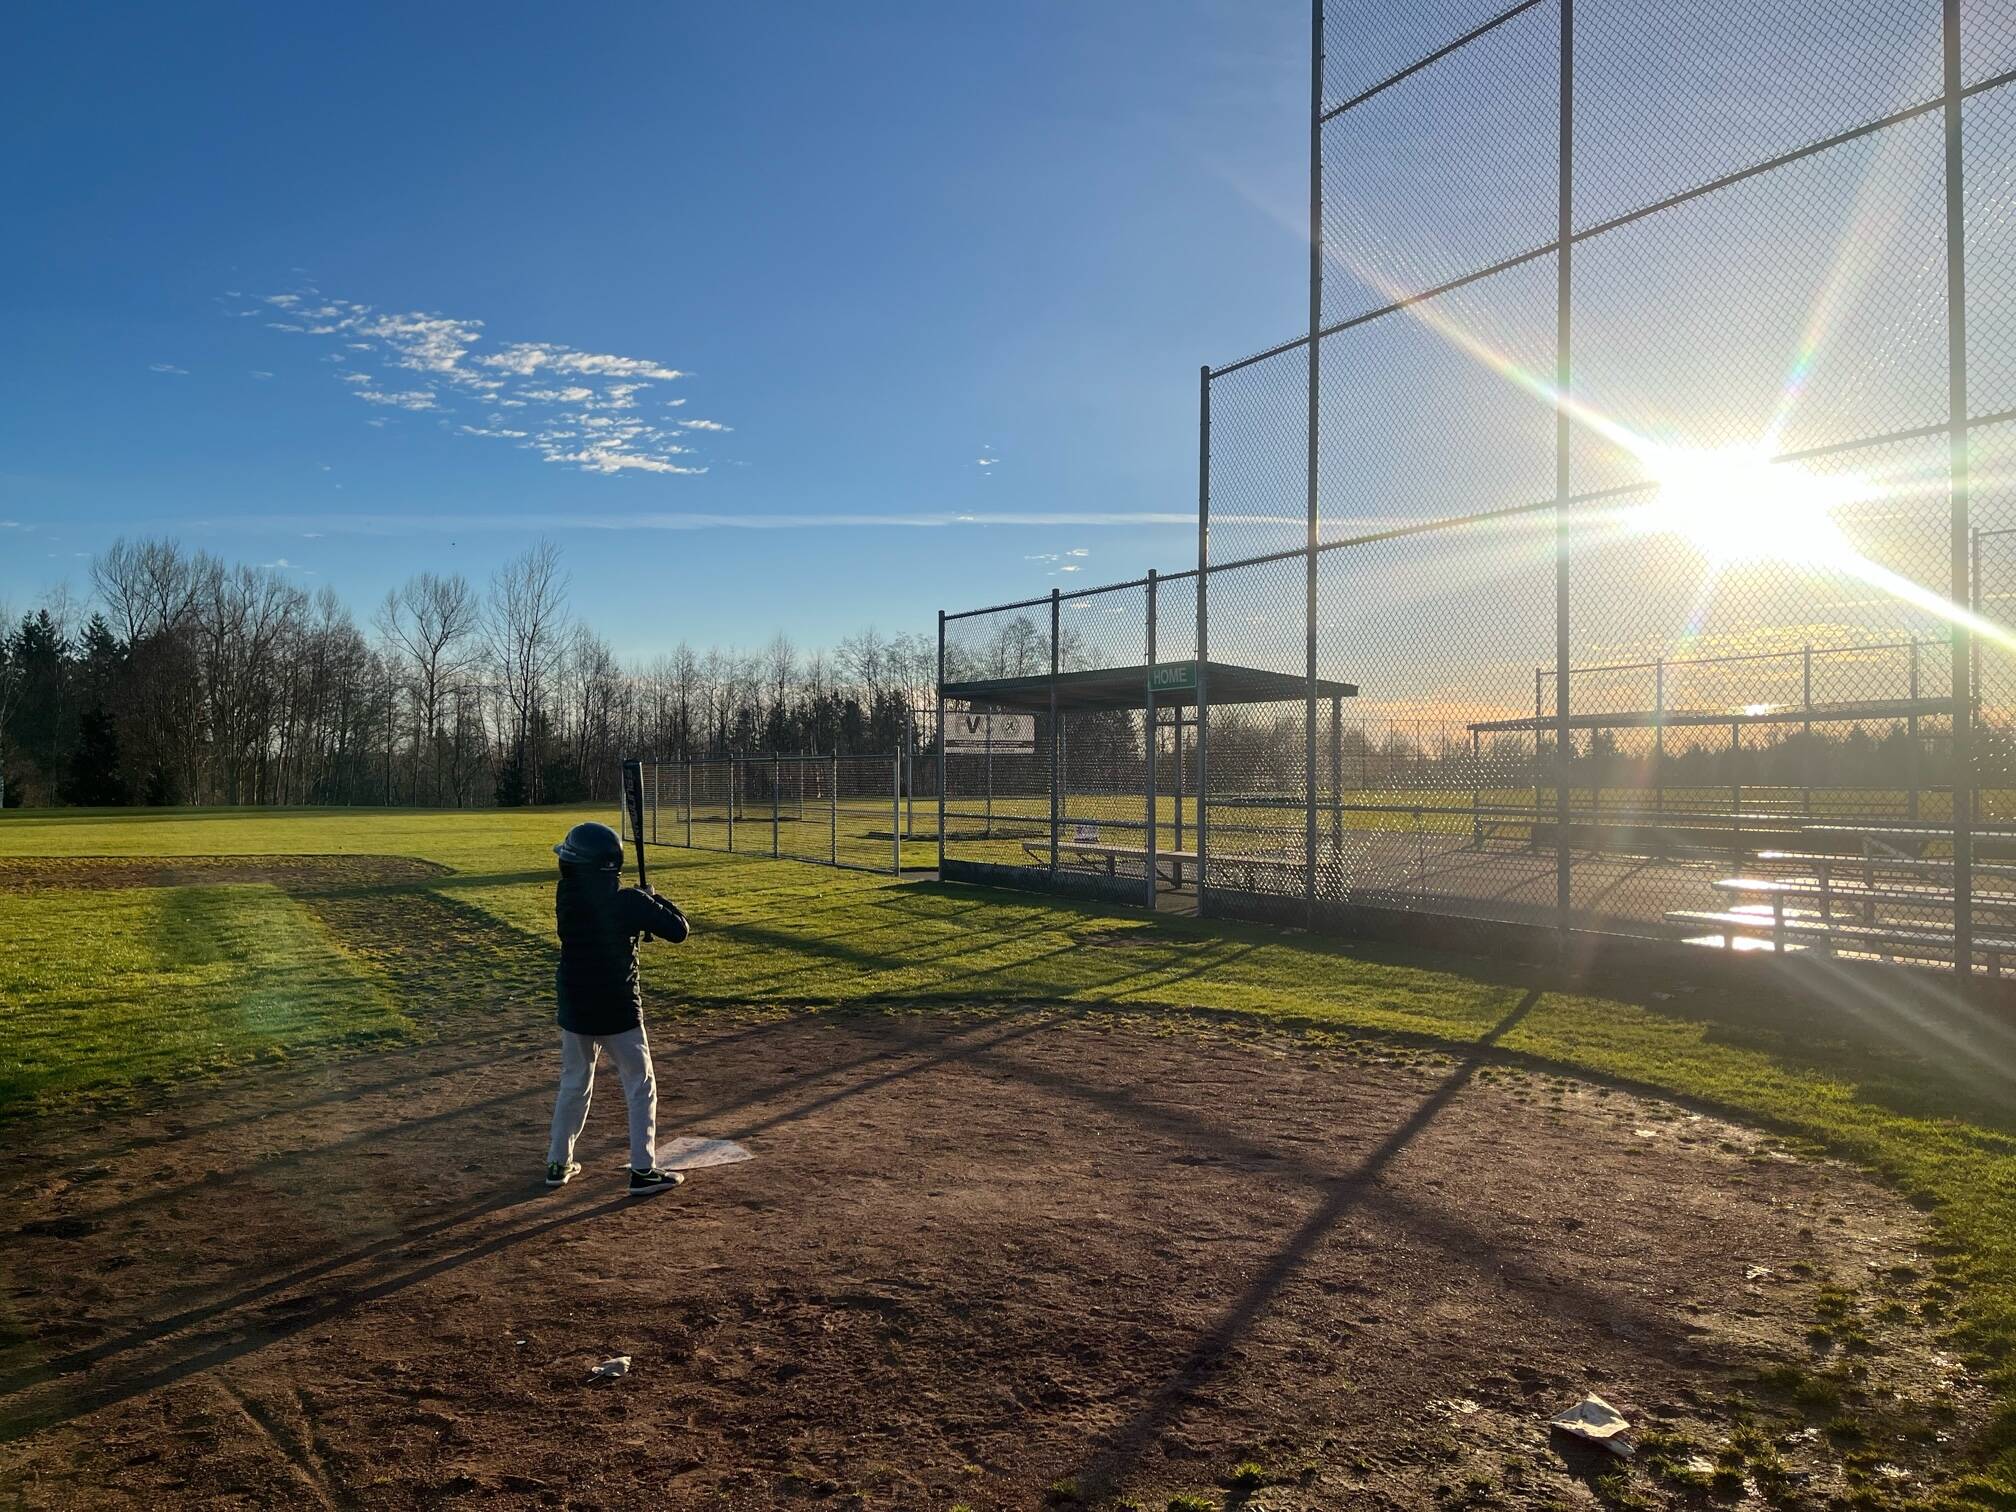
left=553, top=821, right=624, bottom=871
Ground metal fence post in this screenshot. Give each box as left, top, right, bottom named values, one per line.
left=1908, top=640, right=1922, bottom=821
left=1944, top=0, right=1974, bottom=976
left=892, top=751, right=902, bottom=875
left=1801, top=645, right=1814, bottom=816
left=1654, top=660, right=1665, bottom=816
left=1302, top=0, right=1324, bottom=925
left=772, top=753, right=781, bottom=858
left=727, top=758, right=736, bottom=853
left=831, top=753, right=839, bottom=865
left=1196, top=364, right=1212, bottom=901
left=936, top=610, right=947, bottom=875
left=685, top=760, right=694, bottom=848
left=1145, top=568, right=1159, bottom=910
left=1050, top=588, right=1062, bottom=879
left=1554, top=0, right=1576, bottom=939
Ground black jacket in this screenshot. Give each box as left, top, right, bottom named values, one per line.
left=553, top=868, right=689, bottom=1036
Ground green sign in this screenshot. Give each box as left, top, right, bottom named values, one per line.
left=1149, top=660, right=1197, bottom=692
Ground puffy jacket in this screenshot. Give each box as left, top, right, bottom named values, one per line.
left=554, top=867, right=690, bottom=1035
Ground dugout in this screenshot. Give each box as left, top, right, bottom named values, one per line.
left=937, top=657, right=1358, bottom=908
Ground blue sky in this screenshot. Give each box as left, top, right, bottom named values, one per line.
left=0, top=2, right=1312, bottom=657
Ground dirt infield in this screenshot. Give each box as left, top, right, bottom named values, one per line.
left=0, top=855, right=453, bottom=895
left=0, top=970, right=1973, bottom=1508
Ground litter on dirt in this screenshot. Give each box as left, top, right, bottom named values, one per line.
left=1550, top=1393, right=1633, bottom=1457
left=589, top=1356, right=631, bottom=1381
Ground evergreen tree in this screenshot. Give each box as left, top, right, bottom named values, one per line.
left=9, top=611, right=72, bottom=803
left=59, top=705, right=131, bottom=807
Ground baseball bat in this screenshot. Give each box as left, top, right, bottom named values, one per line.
left=621, top=758, right=649, bottom=890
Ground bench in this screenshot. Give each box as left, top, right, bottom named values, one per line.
left=1022, top=839, right=1199, bottom=885
left=1665, top=906, right=2016, bottom=974
left=1018, top=838, right=1300, bottom=890
left=1757, top=849, right=2016, bottom=887
left=1708, top=876, right=2016, bottom=930
left=1799, top=824, right=2016, bottom=864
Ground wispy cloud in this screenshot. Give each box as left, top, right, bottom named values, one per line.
left=238, top=286, right=717, bottom=478
left=250, top=370, right=274, bottom=380
left=1025, top=545, right=1092, bottom=577
left=357, top=388, right=440, bottom=411
left=149, top=362, right=189, bottom=376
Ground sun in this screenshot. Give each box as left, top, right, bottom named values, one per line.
left=1632, top=446, right=1865, bottom=568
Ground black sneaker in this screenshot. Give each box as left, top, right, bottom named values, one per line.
left=546, top=1160, right=580, bottom=1187
left=628, top=1166, right=686, bottom=1196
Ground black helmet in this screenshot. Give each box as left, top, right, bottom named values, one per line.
left=553, top=821, right=624, bottom=871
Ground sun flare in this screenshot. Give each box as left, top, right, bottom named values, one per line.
left=1634, top=446, right=1864, bottom=568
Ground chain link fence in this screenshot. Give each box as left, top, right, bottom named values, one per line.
left=936, top=0, right=2016, bottom=976
left=619, top=755, right=907, bottom=875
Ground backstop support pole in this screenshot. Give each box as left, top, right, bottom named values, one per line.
left=1554, top=0, right=1576, bottom=938
left=1197, top=365, right=1212, bottom=901
left=892, top=751, right=901, bottom=875
left=1945, top=0, right=1974, bottom=976
left=1146, top=568, right=1159, bottom=910
left=1302, top=0, right=1324, bottom=924
left=1050, top=588, right=1061, bottom=880
left=936, top=610, right=947, bottom=876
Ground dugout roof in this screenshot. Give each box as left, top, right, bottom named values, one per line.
left=941, top=659, right=1357, bottom=714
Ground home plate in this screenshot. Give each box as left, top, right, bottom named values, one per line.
left=656, top=1137, right=754, bottom=1172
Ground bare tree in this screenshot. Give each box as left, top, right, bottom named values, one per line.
left=376, top=571, right=480, bottom=804
left=762, top=633, right=797, bottom=749
left=91, top=538, right=202, bottom=645
left=838, top=627, right=887, bottom=699
left=485, top=541, right=570, bottom=802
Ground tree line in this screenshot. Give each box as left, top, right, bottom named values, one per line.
left=0, top=538, right=936, bottom=810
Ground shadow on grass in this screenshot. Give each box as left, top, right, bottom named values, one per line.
left=892, top=879, right=2016, bottom=1133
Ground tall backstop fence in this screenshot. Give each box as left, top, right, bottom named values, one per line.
left=619, top=754, right=911, bottom=875
left=939, top=1, right=2016, bottom=976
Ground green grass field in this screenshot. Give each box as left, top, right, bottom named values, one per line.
left=5, top=801, right=2016, bottom=1504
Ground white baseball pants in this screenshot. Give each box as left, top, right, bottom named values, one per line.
left=546, top=1025, right=657, bottom=1171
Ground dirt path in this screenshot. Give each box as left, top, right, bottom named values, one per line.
left=0, top=855, right=453, bottom=895
left=0, top=857, right=1976, bottom=1507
